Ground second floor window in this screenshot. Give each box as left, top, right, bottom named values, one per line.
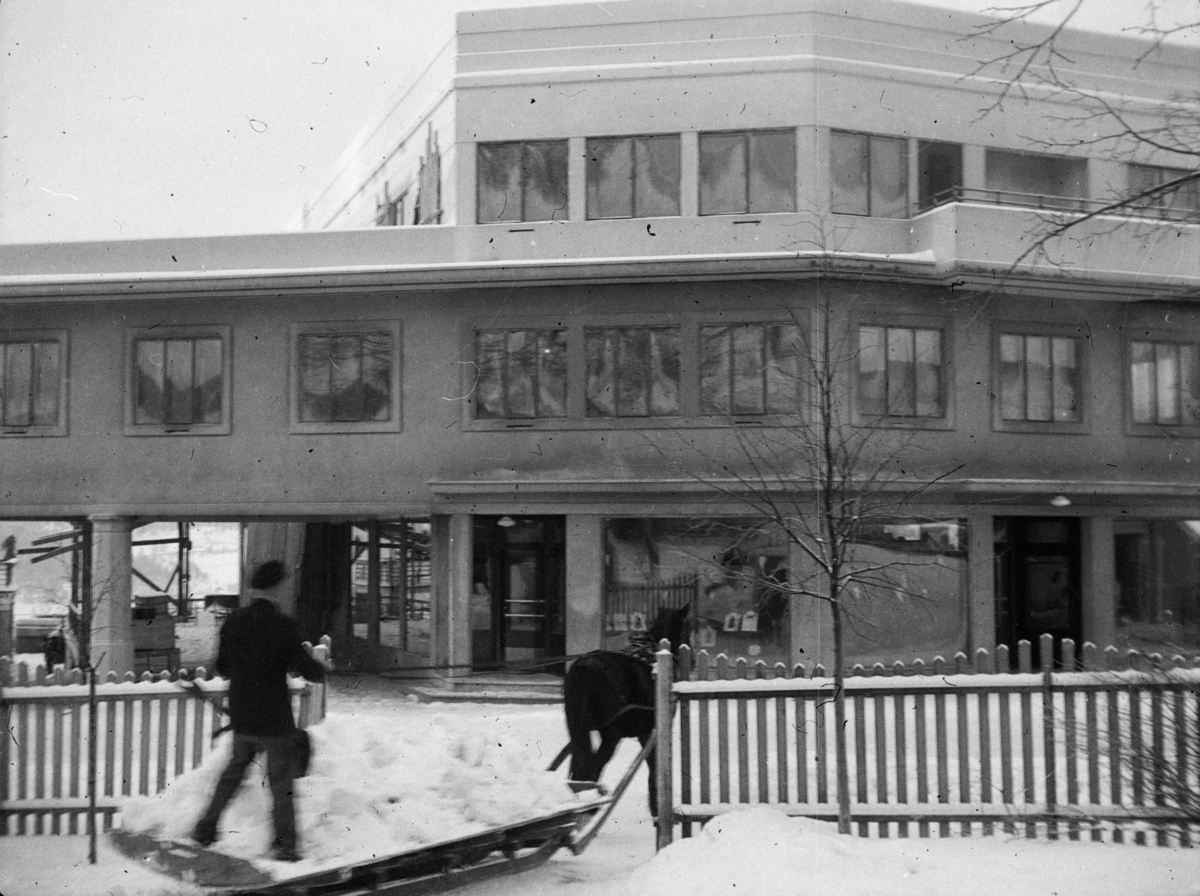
left=474, top=328, right=567, bottom=419
left=477, top=141, right=568, bottom=223
left=858, top=325, right=944, bottom=419
left=587, top=135, right=681, bottom=219
left=1130, top=340, right=1199, bottom=426
left=297, top=332, right=392, bottom=423
left=135, top=336, right=223, bottom=426
left=699, top=130, right=796, bottom=215
left=700, top=323, right=802, bottom=416
left=1, top=337, right=62, bottom=431
left=999, top=334, right=1080, bottom=423
left=585, top=327, right=680, bottom=417
left=832, top=132, right=909, bottom=218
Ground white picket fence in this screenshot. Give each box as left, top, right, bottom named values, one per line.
left=0, top=637, right=329, bottom=835
left=654, top=636, right=1200, bottom=848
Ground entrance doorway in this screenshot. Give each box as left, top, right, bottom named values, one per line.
left=994, top=517, right=1081, bottom=667
left=472, top=516, right=565, bottom=671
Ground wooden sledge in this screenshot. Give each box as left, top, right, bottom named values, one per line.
left=108, top=827, right=274, bottom=889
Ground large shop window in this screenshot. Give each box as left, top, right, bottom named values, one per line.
left=477, top=140, right=569, bottom=223
left=831, top=131, right=909, bottom=218
left=603, top=518, right=792, bottom=666
left=585, top=326, right=680, bottom=417
left=474, top=328, right=567, bottom=420
left=840, top=519, right=969, bottom=667
left=1129, top=339, right=1200, bottom=428
left=128, top=327, right=230, bottom=436
left=999, top=333, right=1081, bottom=423
left=1115, top=520, right=1200, bottom=655
left=700, top=322, right=803, bottom=416
left=699, top=130, right=796, bottom=215
left=586, top=135, right=681, bottom=219
left=292, top=323, right=400, bottom=434
left=857, top=325, right=945, bottom=419
left=1, top=331, right=66, bottom=436
left=985, top=149, right=1086, bottom=209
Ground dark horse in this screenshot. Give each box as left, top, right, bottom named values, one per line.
left=562, top=605, right=689, bottom=815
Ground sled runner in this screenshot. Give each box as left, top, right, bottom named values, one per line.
left=107, top=827, right=274, bottom=889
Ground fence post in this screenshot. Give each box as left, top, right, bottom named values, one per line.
left=655, top=640, right=674, bottom=851
left=1041, top=633, right=1057, bottom=840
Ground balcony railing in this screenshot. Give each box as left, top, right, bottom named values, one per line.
left=922, top=186, right=1200, bottom=222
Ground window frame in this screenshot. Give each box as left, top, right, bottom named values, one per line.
left=698, top=128, right=797, bottom=217
left=476, top=139, right=570, bottom=224
left=585, top=133, right=682, bottom=220
left=697, top=319, right=807, bottom=420
left=470, top=324, right=570, bottom=424
left=288, top=320, right=402, bottom=435
left=584, top=324, right=681, bottom=418
left=830, top=130, right=911, bottom=219
left=992, top=323, right=1090, bottom=434
left=852, top=315, right=954, bottom=430
left=0, top=328, right=69, bottom=438
left=124, top=325, right=231, bottom=437
left=1125, top=330, right=1200, bottom=437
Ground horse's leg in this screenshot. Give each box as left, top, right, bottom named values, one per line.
left=591, top=730, right=620, bottom=787
left=641, top=734, right=658, bottom=818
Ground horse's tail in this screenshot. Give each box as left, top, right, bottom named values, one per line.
left=563, top=658, right=599, bottom=784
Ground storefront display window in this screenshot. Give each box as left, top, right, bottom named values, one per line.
left=842, top=520, right=969, bottom=667
left=1115, top=520, right=1200, bottom=655
left=603, top=518, right=791, bottom=665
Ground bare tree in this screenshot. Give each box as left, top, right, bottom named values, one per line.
left=969, top=0, right=1200, bottom=274
left=649, top=250, right=964, bottom=833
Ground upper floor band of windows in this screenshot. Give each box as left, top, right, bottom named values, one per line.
left=469, top=130, right=1199, bottom=226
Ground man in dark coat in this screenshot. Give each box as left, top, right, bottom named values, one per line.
left=193, top=560, right=327, bottom=862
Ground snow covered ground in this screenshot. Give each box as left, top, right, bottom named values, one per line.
left=2, top=673, right=1200, bottom=896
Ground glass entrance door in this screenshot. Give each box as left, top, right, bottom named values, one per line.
left=472, top=516, right=565, bottom=670
left=994, top=517, right=1081, bottom=667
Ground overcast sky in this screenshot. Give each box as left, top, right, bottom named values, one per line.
left=0, top=0, right=1193, bottom=246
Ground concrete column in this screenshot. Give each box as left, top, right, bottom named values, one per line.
left=788, top=539, right=830, bottom=669
left=796, top=125, right=823, bottom=217
left=566, top=515, right=603, bottom=658
left=430, top=516, right=450, bottom=666
left=568, top=136, right=587, bottom=221
left=1081, top=515, right=1116, bottom=652
left=680, top=132, right=700, bottom=217
left=89, top=516, right=134, bottom=677
left=447, top=514, right=473, bottom=668
left=457, top=143, right=478, bottom=225
left=968, top=511, right=995, bottom=655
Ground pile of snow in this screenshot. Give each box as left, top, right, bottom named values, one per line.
left=118, top=707, right=585, bottom=870
left=635, top=807, right=1200, bottom=896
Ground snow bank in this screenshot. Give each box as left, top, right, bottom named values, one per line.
left=634, top=806, right=1200, bottom=896
left=118, top=708, right=584, bottom=871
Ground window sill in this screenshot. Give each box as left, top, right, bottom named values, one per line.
left=853, top=414, right=955, bottom=431
left=124, top=424, right=231, bottom=437
left=464, top=415, right=809, bottom=431
left=288, top=419, right=402, bottom=435
left=993, top=418, right=1091, bottom=435
left=1, top=426, right=67, bottom=438
left=1125, top=422, right=1200, bottom=438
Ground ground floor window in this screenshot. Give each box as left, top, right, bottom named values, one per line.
left=1115, top=519, right=1200, bottom=655
left=842, top=519, right=969, bottom=667
left=604, top=518, right=791, bottom=665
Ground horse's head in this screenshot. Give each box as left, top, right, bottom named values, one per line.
left=648, top=604, right=690, bottom=653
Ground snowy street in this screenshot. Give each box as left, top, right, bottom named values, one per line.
left=2, top=673, right=1200, bottom=896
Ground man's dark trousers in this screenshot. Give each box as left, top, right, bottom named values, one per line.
left=196, top=733, right=296, bottom=851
